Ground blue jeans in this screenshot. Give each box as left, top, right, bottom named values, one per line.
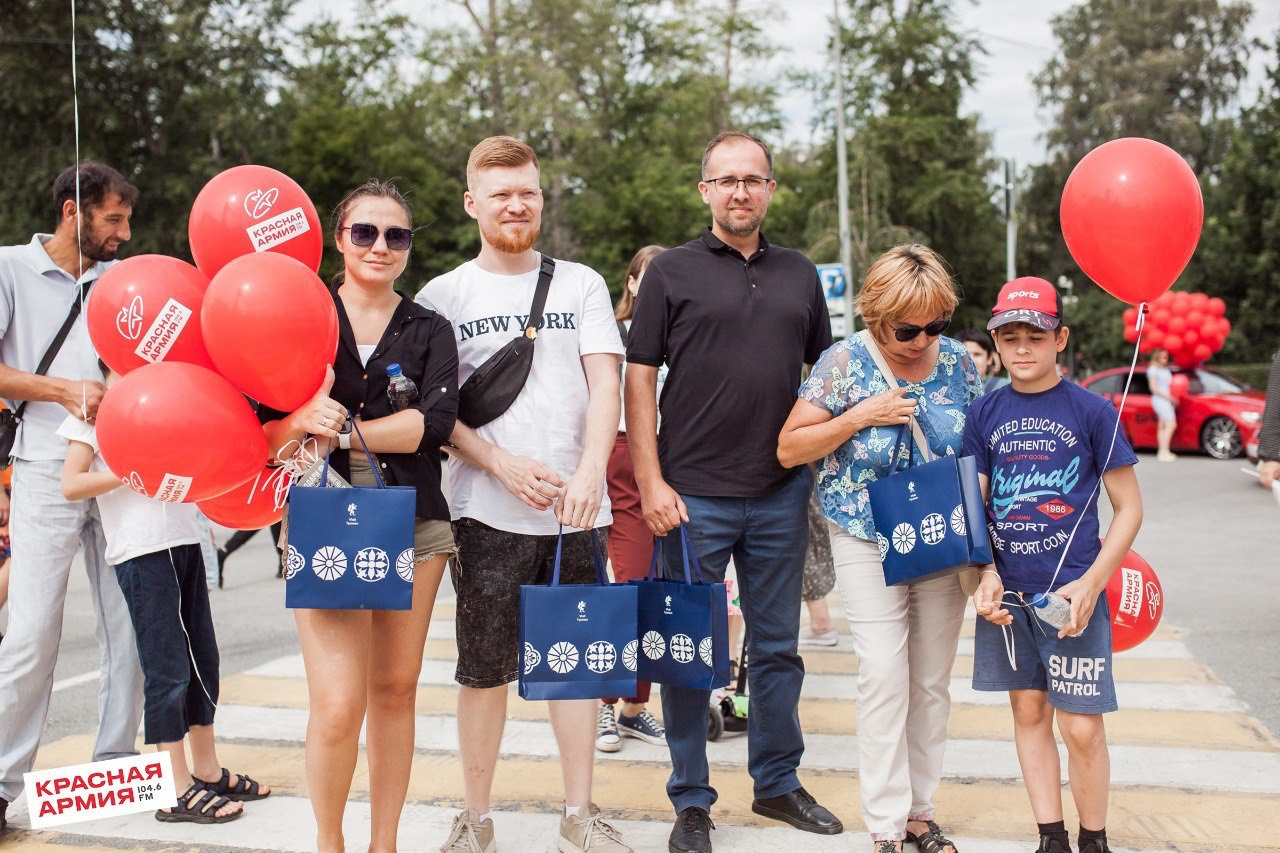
left=114, top=544, right=220, bottom=744
left=660, top=467, right=812, bottom=812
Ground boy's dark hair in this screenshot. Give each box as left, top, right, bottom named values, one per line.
left=957, top=329, right=995, bottom=357
left=52, top=161, right=137, bottom=226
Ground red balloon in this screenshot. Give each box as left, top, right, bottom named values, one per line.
left=1172, top=291, right=1191, bottom=310
left=1192, top=343, right=1213, bottom=362
left=1151, top=308, right=1171, bottom=326
left=1105, top=547, right=1163, bottom=653
left=1145, top=327, right=1165, bottom=346
left=1207, top=297, right=1226, bottom=317
left=96, top=363, right=267, bottom=503
left=1060, top=139, right=1203, bottom=305
left=202, top=253, right=338, bottom=411
left=1122, top=307, right=1138, bottom=328
left=1137, top=336, right=1157, bottom=354
left=198, top=466, right=290, bottom=529
left=1189, top=292, right=1209, bottom=308
left=1185, top=310, right=1205, bottom=328
left=1169, top=373, right=1190, bottom=400
left=188, top=165, right=323, bottom=279
left=1166, top=315, right=1187, bottom=335
left=1182, top=328, right=1200, bottom=347
left=86, top=256, right=215, bottom=376
left=1163, top=334, right=1183, bottom=352
left=1123, top=326, right=1140, bottom=343
left=1218, top=317, right=1232, bottom=335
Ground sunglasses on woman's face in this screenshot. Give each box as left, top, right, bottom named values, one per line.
left=888, top=317, right=951, bottom=342
left=340, top=222, right=413, bottom=251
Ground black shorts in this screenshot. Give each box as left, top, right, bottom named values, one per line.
left=451, top=517, right=608, bottom=688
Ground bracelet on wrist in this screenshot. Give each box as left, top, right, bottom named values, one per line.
left=980, top=569, right=1000, bottom=577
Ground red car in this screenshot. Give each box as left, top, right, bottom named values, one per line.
left=1080, top=366, right=1265, bottom=459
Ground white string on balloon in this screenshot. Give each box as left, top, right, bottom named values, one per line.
left=70, top=0, right=90, bottom=420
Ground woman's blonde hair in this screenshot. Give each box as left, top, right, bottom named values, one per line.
left=855, top=244, right=959, bottom=343
left=614, top=245, right=664, bottom=321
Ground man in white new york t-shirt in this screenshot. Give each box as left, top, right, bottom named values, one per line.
left=415, top=136, right=629, bottom=853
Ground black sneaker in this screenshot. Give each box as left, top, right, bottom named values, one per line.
left=1078, top=835, right=1109, bottom=853
left=1, top=797, right=8, bottom=834
left=669, top=806, right=713, bottom=853
left=1039, top=834, right=1073, bottom=853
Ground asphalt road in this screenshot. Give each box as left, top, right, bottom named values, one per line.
left=6, top=448, right=1279, bottom=748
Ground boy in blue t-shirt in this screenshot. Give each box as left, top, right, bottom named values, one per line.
left=961, top=278, right=1143, bottom=853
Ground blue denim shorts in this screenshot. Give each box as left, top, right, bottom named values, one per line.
left=972, top=590, right=1118, bottom=714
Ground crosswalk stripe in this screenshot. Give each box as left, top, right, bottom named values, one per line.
left=245, top=654, right=1249, bottom=713
left=218, top=672, right=1277, bottom=752
left=25, top=736, right=1278, bottom=851
left=197, top=701, right=1280, bottom=793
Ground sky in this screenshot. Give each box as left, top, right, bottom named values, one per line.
left=299, top=0, right=1280, bottom=167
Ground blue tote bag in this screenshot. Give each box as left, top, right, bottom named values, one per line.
left=866, top=420, right=993, bottom=587
left=518, top=528, right=640, bottom=701
left=284, top=421, right=416, bottom=611
left=631, top=526, right=731, bottom=690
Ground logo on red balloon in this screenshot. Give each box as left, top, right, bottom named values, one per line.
left=1116, top=567, right=1144, bottom=617
left=123, top=471, right=147, bottom=496
left=243, top=187, right=279, bottom=220
left=116, top=296, right=144, bottom=341
left=1144, top=581, right=1162, bottom=619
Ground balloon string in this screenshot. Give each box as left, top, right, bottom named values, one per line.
left=71, top=0, right=88, bottom=420
left=1000, top=299, right=1147, bottom=614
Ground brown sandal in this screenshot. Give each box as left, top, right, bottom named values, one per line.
left=155, top=782, right=242, bottom=824
left=196, top=767, right=271, bottom=802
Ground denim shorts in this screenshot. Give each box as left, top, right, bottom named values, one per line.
left=450, top=517, right=607, bottom=688
left=972, top=590, right=1118, bottom=714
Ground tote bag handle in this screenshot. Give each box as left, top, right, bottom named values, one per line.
left=644, top=524, right=705, bottom=585
left=318, top=414, right=387, bottom=489
left=550, top=525, right=609, bottom=587
left=860, top=329, right=935, bottom=467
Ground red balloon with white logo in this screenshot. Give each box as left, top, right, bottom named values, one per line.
left=1104, top=546, right=1163, bottom=653
left=197, top=465, right=290, bottom=529
left=96, top=362, right=267, bottom=503
left=188, top=165, right=323, bottom=279
left=201, top=252, right=338, bottom=411
left=86, top=255, right=216, bottom=376
left=1060, top=138, right=1203, bottom=305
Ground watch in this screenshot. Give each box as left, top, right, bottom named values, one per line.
left=338, top=432, right=351, bottom=451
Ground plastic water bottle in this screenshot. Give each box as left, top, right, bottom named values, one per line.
left=1031, top=592, right=1072, bottom=631
left=386, top=363, right=420, bottom=411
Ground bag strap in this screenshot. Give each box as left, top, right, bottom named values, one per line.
left=13, top=278, right=93, bottom=421
left=319, top=412, right=385, bottom=489
left=859, top=329, right=934, bottom=464
left=644, top=525, right=705, bottom=585
left=522, top=254, right=556, bottom=340
left=550, top=525, right=608, bottom=587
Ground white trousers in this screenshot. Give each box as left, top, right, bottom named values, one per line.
left=0, top=460, right=144, bottom=802
left=829, top=524, right=967, bottom=841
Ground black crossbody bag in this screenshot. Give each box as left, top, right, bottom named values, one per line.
left=0, top=280, right=93, bottom=466
left=457, top=254, right=555, bottom=428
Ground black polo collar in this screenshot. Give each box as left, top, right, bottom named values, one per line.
left=699, top=226, right=770, bottom=262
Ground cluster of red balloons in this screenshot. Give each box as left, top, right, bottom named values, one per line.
left=1122, top=291, right=1231, bottom=368
left=1104, top=546, right=1163, bottom=653
left=87, top=165, right=338, bottom=527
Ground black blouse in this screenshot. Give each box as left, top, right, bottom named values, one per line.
left=266, top=287, right=460, bottom=521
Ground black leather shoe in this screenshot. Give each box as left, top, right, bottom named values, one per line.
left=0, top=797, right=8, bottom=834
left=751, top=786, right=843, bottom=834
left=669, top=806, right=714, bottom=852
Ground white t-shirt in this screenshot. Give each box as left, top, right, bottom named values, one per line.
left=56, top=416, right=202, bottom=565
left=416, top=258, right=624, bottom=535
left=618, top=318, right=667, bottom=433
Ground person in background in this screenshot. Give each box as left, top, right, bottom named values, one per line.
left=1147, top=348, right=1178, bottom=462
left=264, top=179, right=459, bottom=853
left=1258, top=349, right=1280, bottom=490
left=957, top=329, right=1007, bottom=393
left=597, top=244, right=668, bottom=754
left=798, top=495, right=838, bottom=647
left=60, top=367, right=265, bottom=824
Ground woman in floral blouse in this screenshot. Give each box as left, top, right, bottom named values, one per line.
left=778, top=244, right=982, bottom=853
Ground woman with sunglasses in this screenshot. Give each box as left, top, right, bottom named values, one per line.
left=263, top=180, right=459, bottom=853
left=777, top=244, right=982, bottom=853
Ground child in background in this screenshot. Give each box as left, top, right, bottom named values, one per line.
left=962, top=279, right=1143, bottom=853
left=58, top=369, right=270, bottom=824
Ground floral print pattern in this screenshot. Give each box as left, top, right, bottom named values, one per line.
left=799, top=335, right=983, bottom=541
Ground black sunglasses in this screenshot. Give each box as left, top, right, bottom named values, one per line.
left=340, top=223, right=413, bottom=251
left=888, top=317, right=951, bottom=342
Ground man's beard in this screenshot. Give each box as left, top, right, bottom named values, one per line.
left=80, top=219, right=119, bottom=262
left=481, top=220, right=540, bottom=255
left=713, top=205, right=765, bottom=238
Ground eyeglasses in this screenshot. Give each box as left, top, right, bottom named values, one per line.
left=339, top=223, right=413, bottom=251
left=888, top=317, right=951, bottom=342
left=704, top=175, right=772, bottom=194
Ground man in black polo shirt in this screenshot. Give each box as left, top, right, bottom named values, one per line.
left=626, top=131, right=841, bottom=852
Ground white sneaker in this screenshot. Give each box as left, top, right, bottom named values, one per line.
left=441, top=808, right=495, bottom=853
left=798, top=626, right=839, bottom=647
left=596, top=703, right=621, bottom=753
left=559, top=804, right=633, bottom=853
